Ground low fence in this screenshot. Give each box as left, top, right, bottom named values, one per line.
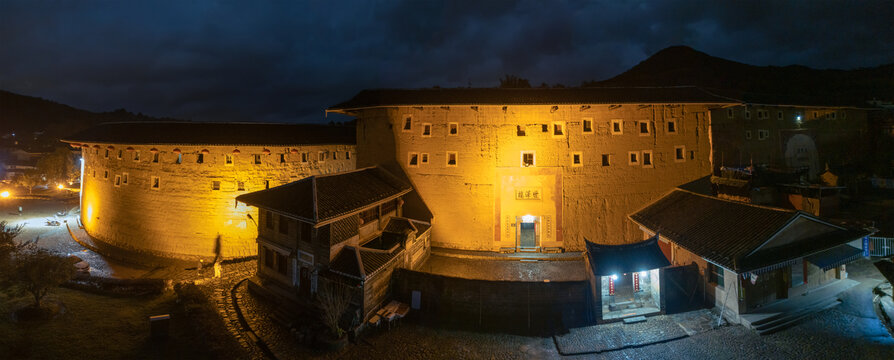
left=869, top=237, right=894, bottom=257
left=390, top=268, right=593, bottom=335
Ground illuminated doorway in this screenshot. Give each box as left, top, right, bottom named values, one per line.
left=517, top=215, right=539, bottom=251
left=601, top=269, right=661, bottom=320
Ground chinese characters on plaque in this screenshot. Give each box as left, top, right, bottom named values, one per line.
left=515, top=187, right=541, bottom=200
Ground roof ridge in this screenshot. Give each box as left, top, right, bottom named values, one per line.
left=672, top=188, right=796, bottom=214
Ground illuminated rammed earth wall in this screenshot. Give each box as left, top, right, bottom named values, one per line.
left=80, top=144, right=355, bottom=260
left=354, top=104, right=715, bottom=252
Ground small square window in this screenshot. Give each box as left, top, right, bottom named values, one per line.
left=690, top=150, right=695, bottom=160
left=103, top=170, right=109, bottom=179
left=611, top=120, right=623, bottom=135
left=402, top=115, right=412, bottom=131
left=122, top=173, right=128, bottom=185
left=552, top=122, right=565, bottom=136
left=408, top=152, right=419, bottom=167
left=517, top=125, right=526, bottom=136
left=758, top=129, right=770, bottom=140
left=421, top=153, right=429, bottom=164
left=332, top=152, right=338, bottom=160
left=114, top=175, right=121, bottom=187
left=638, top=121, right=650, bottom=135
left=813, top=111, right=818, bottom=118
left=237, top=182, right=245, bottom=191
left=301, top=152, right=308, bottom=163
left=175, top=154, right=182, bottom=164
left=264, top=180, right=270, bottom=189
left=667, top=120, right=676, bottom=133
left=151, top=176, right=160, bottom=190
left=318, top=151, right=327, bottom=162
left=225, top=154, right=233, bottom=165
left=601, top=154, right=610, bottom=167
left=521, top=152, right=535, bottom=167
left=279, top=154, right=286, bottom=163
left=152, top=153, right=159, bottom=163
left=830, top=112, right=836, bottom=119
left=212, top=181, right=221, bottom=190
left=541, top=124, right=549, bottom=133
left=422, top=123, right=432, bottom=137
left=642, top=150, right=653, bottom=168
left=745, top=110, right=751, bottom=119
left=582, top=118, right=593, bottom=133
left=253, top=154, right=262, bottom=164
left=448, top=122, right=458, bottom=135
left=571, top=152, right=582, bottom=167
left=345, top=151, right=351, bottom=160
left=133, top=151, right=140, bottom=161
left=197, top=154, right=204, bottom=164
left=628, top=151, right=640, bottom=165
left=675, top=146, right=685, bottom=162
left=727, top=109, right=734, bottom=119
left=708, top=263, right=725, bottom=289
left=777, top=111, right=783, bottom=120
left=117, top=150, right=123, bottom=159
left=104, top=149, right=109, bottom=159
left=446, top=151, right=457, bottom=167
left=745, top=130, right=752, bottom=140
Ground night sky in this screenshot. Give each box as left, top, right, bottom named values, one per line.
left=1, top=1, right=892, bottom=124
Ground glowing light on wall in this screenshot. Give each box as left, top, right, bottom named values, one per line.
left=0, top=191, right=9, bottom=198
left=86, top=205, right=93, bottom=220
left=57, top=184, right=65, bottom=190
left=522, top=214, right=535, bottom=223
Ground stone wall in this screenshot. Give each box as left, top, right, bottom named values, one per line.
left=355, top=104, right=715, bottom=251
left=79, top=143, right=355, bottom=260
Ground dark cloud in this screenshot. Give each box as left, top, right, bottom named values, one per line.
left=1, top=0, right=891, bottom=123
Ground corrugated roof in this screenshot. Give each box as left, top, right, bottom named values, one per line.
left=61, top=121, right=355, bottom=146
left=236, top=166, right=412, bottom=223
left=328, top=86, right=739, bottom=110
left=630, top=189, right=871, bottom=273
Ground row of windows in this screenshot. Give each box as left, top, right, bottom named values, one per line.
left=403, top=116, right=678, bottom=138
left=262, top=247, right=289, bottom=276
left=99, top=149, right=351, bottom=165
left=744, top=129, right=771, bottom=141
left=93, top=170, right=274, bottom=191
left=727, top=108, right=846, bottom=121
left=407, top=148, right=691, bottom=168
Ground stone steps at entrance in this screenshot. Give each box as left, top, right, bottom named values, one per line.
left=754, top=297, right=842, bottom=335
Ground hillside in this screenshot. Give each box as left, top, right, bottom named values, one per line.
left=586, top=46, right=894, bottom=107
left=0, top=90, right=174, bottom=149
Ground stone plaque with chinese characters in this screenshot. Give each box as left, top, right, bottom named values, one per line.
left=515, top=187, right=542, bottom=200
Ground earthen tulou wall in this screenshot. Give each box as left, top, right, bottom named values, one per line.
left=79, top=144, right=355, bottom=261
left=355, top=104, right=715, bottom=252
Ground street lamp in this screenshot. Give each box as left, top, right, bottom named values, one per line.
left=57, top=184, right=65, bottom=190
left=0, top=191, right=9, bottom=198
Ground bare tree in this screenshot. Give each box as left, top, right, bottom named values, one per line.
left=13, top=170, right=42, bottom=195
left=316, top=279, right=354, bottom=338
left=0, top=220, right=25, bottom=279
left=16, top=247, right=75, bottom=308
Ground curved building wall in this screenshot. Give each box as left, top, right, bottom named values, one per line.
left=353, top=104, right=715, bottom=252
left=79, top=144, right=355, bottom=260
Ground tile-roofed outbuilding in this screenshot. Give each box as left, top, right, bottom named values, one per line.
left=61, top=121, right=355, bottom=146
left=328, top=86, right=739, bottom=111
left=629, top=189, right=871, bottom=273
left=328, top=246, right=402, bottom=280
left=235, top=166, right=412, bottom=224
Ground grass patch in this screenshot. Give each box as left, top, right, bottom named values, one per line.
left=0, top=286, right=245, bottom=359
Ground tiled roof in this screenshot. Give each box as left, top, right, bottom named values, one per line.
left=585, top=235, right=671, bottom=276
left=328, top=246, right=401, bottom=280
left=329, top=86, right=738, bottom=110
left=383, top=217, right=417, bottom=235
left=236, top=167, right=412, bottom=223
left=629, top=189, right=870, bottom=273
left=62, top=121, right=355, bottom=146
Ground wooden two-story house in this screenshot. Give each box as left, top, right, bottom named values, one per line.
left=235, top=166, right=431, bottom=320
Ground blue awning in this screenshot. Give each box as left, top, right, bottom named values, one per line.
left=585, top=234, right=671, bottom=276
left=805, top=244, right=863, bottom=271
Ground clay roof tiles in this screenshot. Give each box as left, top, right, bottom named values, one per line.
left=629, top=189, right=871, bottom=273
left=235, top=166, right=412, bottom=223
left=62, top=121, right=355, bottom=146
left=328, top=86, right=738, bottom=110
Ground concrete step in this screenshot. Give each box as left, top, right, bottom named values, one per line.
left=748, top=295, right=840, bottom=327
left=755, top=298, right=841, bottom=335
left=622, top=316, right=648, bottom=324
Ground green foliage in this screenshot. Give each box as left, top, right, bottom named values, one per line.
left=36, top=147, right=79, bottom=185
left=15, top=247, right=75, bottom=308
left=499, top=74, right=531, bottom=88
